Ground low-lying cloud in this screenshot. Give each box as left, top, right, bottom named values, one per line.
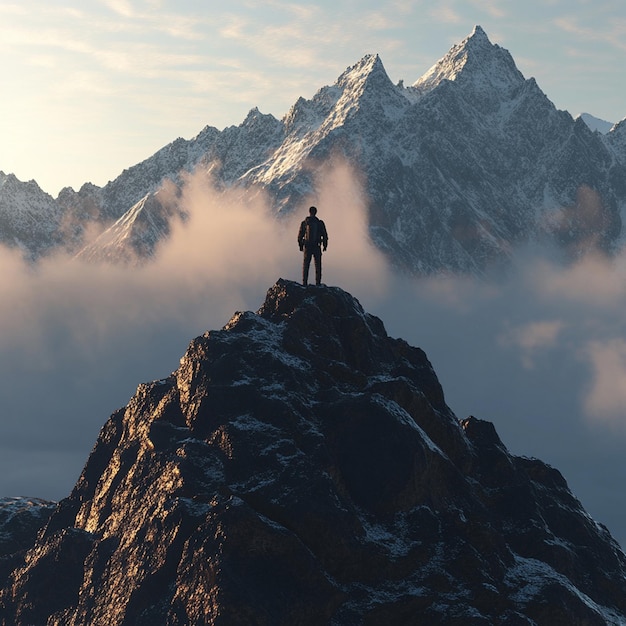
left=1, top=161, right=626, bottom=548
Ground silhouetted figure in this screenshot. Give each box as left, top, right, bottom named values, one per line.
left=298, top=206, right=328, bottom=286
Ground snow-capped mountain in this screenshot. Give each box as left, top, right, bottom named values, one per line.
left=2, top=26, right=626, bottom=273
left=2, top=280, right=626, bottom=623
left=579, top=113, right=615, bottom=134
left=0, top=172, right=65, bottom=259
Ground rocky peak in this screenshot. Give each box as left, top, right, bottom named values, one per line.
left=2, top=279, right=626, bottom=624
left=0, top=171, right=48, bottom=198
left=414, top=24, right=525, bottom=100
left=336, top=53, right=388, bottom=90
left=256, top=56, right=398, bottom=186
left=323, top=53, right=405, bottom=127
left=241, top=106, right=277, bottom=129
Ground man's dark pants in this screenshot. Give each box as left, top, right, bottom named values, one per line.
left=302, top=244, right=322, bottom=285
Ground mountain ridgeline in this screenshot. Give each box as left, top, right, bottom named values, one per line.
left=1, top=280, right=626, bottom=624
left=1, top=26, right=626, bottom=272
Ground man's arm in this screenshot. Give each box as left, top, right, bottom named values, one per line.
left=297, top=220, right=305, bottom=250
left=320, top=221, right=328, bottom=250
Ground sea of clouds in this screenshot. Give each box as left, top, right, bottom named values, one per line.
left=1, top=159, right=626, bottom=547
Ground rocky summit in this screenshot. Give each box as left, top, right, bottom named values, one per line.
left=2, top=279, right=626, bottom=625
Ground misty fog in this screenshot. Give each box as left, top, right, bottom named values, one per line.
left=1, top=160, right=626, bottom=547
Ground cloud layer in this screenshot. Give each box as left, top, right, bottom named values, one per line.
left=1, top=162, right=626, bottom=549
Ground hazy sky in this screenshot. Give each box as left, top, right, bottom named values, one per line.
left=1, top=0, right=625, bottom=196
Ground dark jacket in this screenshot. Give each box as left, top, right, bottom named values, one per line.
left=298, top=216, right=328, bottom=250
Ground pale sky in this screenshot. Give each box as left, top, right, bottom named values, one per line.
left=1, top=0, right=625, bottom=197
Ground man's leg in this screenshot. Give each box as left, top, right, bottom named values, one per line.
left=302, top=248, right=313, bottom=285
left=313, top=247, right=322, bottom=285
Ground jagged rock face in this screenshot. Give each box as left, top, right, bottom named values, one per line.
left=1, top=279, right=626, bottom=625
left=358, top=28, right=622, bottom=271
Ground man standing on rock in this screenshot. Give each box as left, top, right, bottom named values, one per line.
left=298, top=206, right=328, bottom=286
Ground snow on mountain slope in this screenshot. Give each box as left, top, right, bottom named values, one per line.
left=242, top=53, right=409, bottom=210
left=59, top=109, right=285, bottom=262
left=75, top=186, right=184, bottom=265
left=238, top=25, right=625, bottom=273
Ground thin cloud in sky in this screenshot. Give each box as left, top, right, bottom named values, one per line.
left=390, top=0, right=416, bottom=15
left=259, top=0, right=319, bottom=21
left=468, top=0, right=508, bottom=19
left=0, top=4, right=26, bottom=15
left=427, top=0, right=508, bottom=27
left=219, top=8, right=358, bottom=70
left=0, top=8, right=173, bottom=78
left=102, top=0, right=135, bottom=18
left=555, top=11, right=626, bottom=52
left=429, top=5, right=464, bottom=24
left=359, top=11, right=401, bottom=31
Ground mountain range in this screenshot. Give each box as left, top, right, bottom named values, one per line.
left=2, top=279, right=626, bottom=624
left=2, top=25, right=626, bottom=273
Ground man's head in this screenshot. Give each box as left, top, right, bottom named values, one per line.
left=309, top=206, right=317, bottom=216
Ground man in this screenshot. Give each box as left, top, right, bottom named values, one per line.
left=297, top=206, right=328, bottom=286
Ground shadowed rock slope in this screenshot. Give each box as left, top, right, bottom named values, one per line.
left=1, top=279, right=626, bottom=625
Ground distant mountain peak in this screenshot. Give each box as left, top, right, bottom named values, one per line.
left=340, top=53, right=383, bottom=76
left=335, top=53, right=392, bottom=94
left=0, top=171, right=63, bottom=259
left=241, top=106, right=277, bottom=127
left=578, top=112, right=614, bottom=134
left=413, top=25, right=524, bottom=96
left=468, top=24, right=490, bottom=44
